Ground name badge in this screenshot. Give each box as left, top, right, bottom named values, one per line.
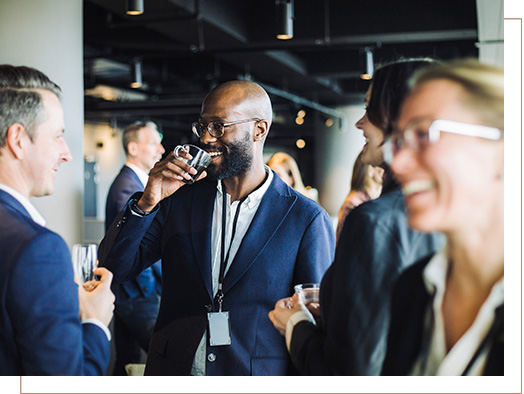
left=208, top=311, right=232, bottom=346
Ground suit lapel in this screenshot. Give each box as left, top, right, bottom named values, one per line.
left=222, top=177, right=297, bottom=293
left=190, top=180, right=217, bottom=299
left=0, top=189, right=35, bottom=223
left=122, top=166, right=144, bottom=190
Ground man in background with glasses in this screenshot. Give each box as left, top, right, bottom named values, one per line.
left=105, top=121, right=164, bottom=375
left=99, top=80, right=335, bottom=375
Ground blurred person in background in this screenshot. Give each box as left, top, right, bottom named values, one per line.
left=269, top=59, right=444, bottom=375
left=0, top=64, right=114, bottom=375
left=382, top=59, right=503, bottom=376
left=267, top=152, right=318, bottom=202
left=335, top=150, right=384, bottom=242
left=105, top=121, right=164, bottom=375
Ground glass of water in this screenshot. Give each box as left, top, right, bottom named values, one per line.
left=72, top=243, right=98, bottom=289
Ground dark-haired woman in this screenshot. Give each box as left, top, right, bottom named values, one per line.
left=269, top=59, right=444, bottom=375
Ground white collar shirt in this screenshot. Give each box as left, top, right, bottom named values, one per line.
left=191, top=166, right=273, bottom=375
left=125, top=162, right=149, bottom=187
left=411, top=247, right=504, bottom=376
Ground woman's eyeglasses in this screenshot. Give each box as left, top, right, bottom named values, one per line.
left=191, top=118, right=262, bottom=138
left=383, top=119, right=503, bottom=164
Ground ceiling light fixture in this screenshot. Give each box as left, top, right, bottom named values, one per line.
left=276, top=0, right=294, bottom=40
left=360, top=48, right=374, bottom=80
left=130, top=57, right=143, bottom=88
left=126, top=0, right=144, bottom=15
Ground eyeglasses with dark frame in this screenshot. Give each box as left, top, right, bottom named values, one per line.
left=383, top=119, right=503, bottom=165
left=191, top=118, right=262, bottom=139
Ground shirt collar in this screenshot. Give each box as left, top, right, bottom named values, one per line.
left=216, top=165, right=273, bottom=209
left=0, top=183, right=46, bottom=226
left=125, top=162, right=149, bottom=187
left=422, top=246, right=504, bottom=304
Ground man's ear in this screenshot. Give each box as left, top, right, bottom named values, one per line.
left=6, top=123, right=29, bottom=159
left=127, top=141, right=138, bottom=157
left=253, top=120, right=269, bottom=141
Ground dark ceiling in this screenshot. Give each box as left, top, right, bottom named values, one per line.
left=83, top=0, right=479, bottom=149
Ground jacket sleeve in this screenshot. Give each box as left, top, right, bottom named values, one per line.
left=289, top=202, right=414, bottom=375
left=292, top=207, right=336, bottom=285
left=99, top=192, right=162, bottom=284
left=8, top=232, right=109, bottom=375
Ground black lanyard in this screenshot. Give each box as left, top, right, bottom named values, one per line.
left=214, top=174, right=268, bottom=312
left=215, top=192, right=247, bottom=312
left=461, top=304, right=504, bottom=375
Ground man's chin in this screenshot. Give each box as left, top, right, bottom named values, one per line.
left=205, top=165, right=221, bottom=181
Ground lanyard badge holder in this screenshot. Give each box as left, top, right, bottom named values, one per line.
left=208, top=194, right=246, bottom=347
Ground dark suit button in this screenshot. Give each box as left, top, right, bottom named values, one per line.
left=205, top=304, right=213, bottom=312
left=207, top=353, right=216, bottom=362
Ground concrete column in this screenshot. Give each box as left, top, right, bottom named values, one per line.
left=0, top=0, right=84, bottom=247
left=315, top=106, right=366, bottom=220
left=476, top=0, right=504, bottom=66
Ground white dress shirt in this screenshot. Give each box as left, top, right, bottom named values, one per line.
left=0, top=183, right=46, bottom=226
left=0, top=183, right=111, bottom=341
left=411, top=247, right=504, bottom=376
left=191, top=168, right=273, bottom=375
left=125, top=161, right=149, bottom=187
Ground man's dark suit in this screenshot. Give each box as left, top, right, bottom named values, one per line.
left=105, top=165, right=162, bottom=373
left=0, top=190, right=109, bottom=375
left=99, top=173, right=335, bottom=375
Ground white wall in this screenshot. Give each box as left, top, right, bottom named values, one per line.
left=0, top=0, right=84, bottom=248
left=315, top=106, right=366, bottom=218
left=84, top=122, right=126, bottom=220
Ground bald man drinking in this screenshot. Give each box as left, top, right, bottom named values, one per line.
left=99, top=81, right=335, bottom=375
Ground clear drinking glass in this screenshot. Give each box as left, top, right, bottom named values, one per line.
left=294, top=283, right=320, bottom=305
left=173, top=144, right=212, bottom=184
left=72, top=243, right=98, bottom=289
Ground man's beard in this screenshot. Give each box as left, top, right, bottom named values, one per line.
left=203, top=133, right=253, bottom=180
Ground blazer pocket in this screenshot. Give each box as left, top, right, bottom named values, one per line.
left=145, top=316, right=207, bottom=376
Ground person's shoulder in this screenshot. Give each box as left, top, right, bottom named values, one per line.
left=348, top=189, right=405, bottom=223
left=109, top=166, right=139, bottom=188
left=0, top=211, right=68, bottom=271
left=0, top=202, right=44, bottom=239
left=271, top=176, right=323, bottom=211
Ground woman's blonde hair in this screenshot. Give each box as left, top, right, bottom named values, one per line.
left=411, top=59, right=504, bottom=130
left=267, top=152, right=308, bottom=194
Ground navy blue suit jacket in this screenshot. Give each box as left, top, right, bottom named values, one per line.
left=105, top=166, right=161, bottom=298
left=99, top=174, right=335, bottom=375
left=0, top=190, right=109, bottom=375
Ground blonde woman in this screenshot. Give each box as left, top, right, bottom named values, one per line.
left=267, top=152, right=318, bottom=201
left=336, top=150, right=384, bottom=242
left=382, top=59, right=503, bottom=375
